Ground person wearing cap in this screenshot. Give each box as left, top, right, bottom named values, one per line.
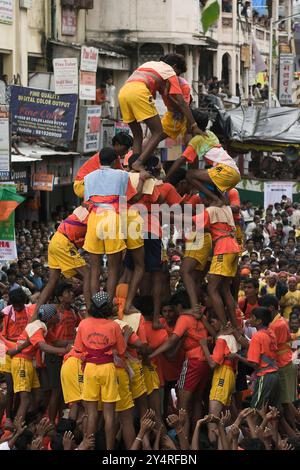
left=6, top=304, right=70, bottom=421
left=73, top=292, right=126, bottom=449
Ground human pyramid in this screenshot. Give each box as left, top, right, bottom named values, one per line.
left=1, top=54, right=298, bottom=452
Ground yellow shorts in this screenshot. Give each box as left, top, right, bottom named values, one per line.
left=208, top=164, right=241, bottom=193
left=118, top=82, right=158, bottom=124
left=143, top=364, right=160, bottom=395
left=83, top=210, right=126, bottom=255
left=126, top=359, right=147, bottom=400
left=61, top=357, right=84, bottom=404
left=73, top=179, right=84, bottom=198
left=235, top=225, right=244, bottom=256
left=126, top=208, right=144, bottom=251
left=0, top=353, right=12, bottom=373
left=209, top=253, right=239, bottom=277
left=48, top=232, right=86, bottom=278
left=82, top=362, right=120, bottom=403
left=161, top=111, right=187, bottom=140
left=184, top=232, right=212, bottom=271
left=98, top=367, right=134, bottom=413
left=11, top=357, right=40, bottom=393
left=209, top=364, right=236, bottom=406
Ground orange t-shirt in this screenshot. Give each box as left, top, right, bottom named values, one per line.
left=0, top=332, right=15, bottom=350
left=204, top=211, right=240, bottom=255
left=158, top=182, right=182, bottom=206
left=15, top=327, right=46, bottom=361
left=127, top=315, right=147, bottom=359
left=1, top=304, right=35, bottom=341
left=57, top=213, right=89, bottom=248
left=75, top=153, right=100, bottom=182
left=227, top=188, right=241, bottom=223
left=247, top=329, right=278, bottom=376
left=144, top=320, right=168, bottom=386
left=211, top=337, right=237, bottom=371
left=173, top=315, right=208, bottom=361
left=74, top=317, right=126, bottom=357
left=46, top=309, right=80, bottom=344
left=269, top=314, right=292, bottom=368
left=182, top=193, right=203, bottom=209
left=159, top=317, right=184, bottom=382
left=162, top=77, right=191, bottom=110
left=238, top=298, right=259, bottom=320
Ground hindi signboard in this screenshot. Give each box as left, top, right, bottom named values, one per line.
left=10, top=86, right=78, bottom=141
left=279, top=54, right=294, bottom=105
left=80, top=46, right=99, bottom=72
left=53, top=58, right=78, bottom=95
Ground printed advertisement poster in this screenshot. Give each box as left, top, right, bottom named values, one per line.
left=0, top=105, right=9, bottom=177
left=79, top=71, right=96, bottom=100
left=10, top=86, right=78, bottom=141
left=53, top=58, right=78, bottom=95
left=77, top=106, right=101, bottom=153
left=264, top=181, right=293, bottom=208
left=32, top=173, right=54, bottom=192
left=80, top=46, right=99, bottom=72
left=0, top=213, right=17, bottom=260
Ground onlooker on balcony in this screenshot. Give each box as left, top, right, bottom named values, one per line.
left=241, top=1, right=251, bottom=19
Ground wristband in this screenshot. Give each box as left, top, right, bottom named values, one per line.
left=191, top=122, right=197, bottom=129
left=135, top=436, right=143, bottom=442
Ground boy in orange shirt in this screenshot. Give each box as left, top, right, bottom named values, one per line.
left=260, top=295, right=299, bottom=429
left=0, top=288, right=35, bottom=429
left=233, top=307, right=280, bottom=410
left=150, top=291, right=214, bottom=437
left=199, top=313, right=239, bottom=443
left=73, top=291, right=126, bottom=450
left=118, top=54, right=202, bottom=171
left=34, top=203, right=91, bottom=316
left=194, top=205, right=240, bottom=327
left=45, top=282, right=80, bottom=424
left=7, top=304, right=70, bottom=421
left=135, top=295, right=168, bottom=423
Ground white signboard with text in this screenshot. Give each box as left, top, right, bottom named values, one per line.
left=264, top=181, right=293, bottom=208
left=53, top=58, right=78, bottom=95
left=80, top=46, right=99, bottom=72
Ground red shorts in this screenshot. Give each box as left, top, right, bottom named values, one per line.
left=177, top=359, right=211, bottom=393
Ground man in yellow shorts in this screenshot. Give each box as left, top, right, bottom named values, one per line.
left=73, top=291, right=126, bottom=449
left=118, top=54, right=203, bottom=171
left=83, top=151, right=147, bottom=311
left=60, top=347, right=84, bottom=422
left=32, top=204, right=91, bottom=319
left=200, top=313, right=238, bottom=444
left=202, top=205, right=240, bottom=327
left=8, top=304, right=70, bottom=420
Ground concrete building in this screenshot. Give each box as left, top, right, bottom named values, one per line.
left=0, top=0, right=46, bottom=86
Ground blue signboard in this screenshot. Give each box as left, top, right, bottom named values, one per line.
left=10, top=86, right=78, bottom=142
